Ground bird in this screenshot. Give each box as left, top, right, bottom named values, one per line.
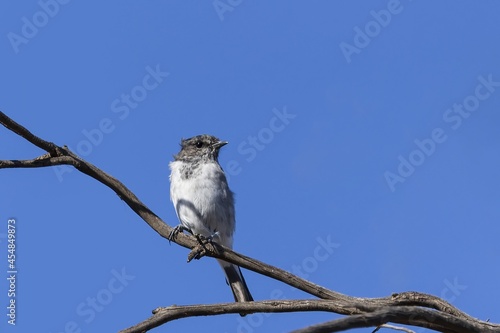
left=168, top=134, right=253, bottom=308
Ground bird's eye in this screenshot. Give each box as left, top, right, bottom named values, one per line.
left=195, top=141, right=204, bottom=148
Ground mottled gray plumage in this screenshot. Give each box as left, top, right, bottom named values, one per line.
left=169, top=134, right=253, bottom=308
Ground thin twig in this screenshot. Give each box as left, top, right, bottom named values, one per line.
left=373, top=324, right=416, bottom=333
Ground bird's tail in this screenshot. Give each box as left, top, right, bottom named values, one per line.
left=217, top=260, right=253, bottom=314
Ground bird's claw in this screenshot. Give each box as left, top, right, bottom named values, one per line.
left=193, top=231, right=220, bottom=246
left=168, top=225, right=189, bottom=244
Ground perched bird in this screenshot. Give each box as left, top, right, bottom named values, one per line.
left=168, top=134, right=253, bottom=307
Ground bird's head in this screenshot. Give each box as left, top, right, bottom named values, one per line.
left=174, top=134, right=228, bottom=162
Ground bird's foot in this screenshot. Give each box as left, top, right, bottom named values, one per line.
left=187, top=231, right=221, bottom=262
left=193, top=231, right=219, bottom=246
left=194, top=233, right=206, bottom=246
left=168, top=225, right=189, bottom=244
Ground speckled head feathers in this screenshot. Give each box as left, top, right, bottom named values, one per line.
left=174, top=134, right=228, bottom=162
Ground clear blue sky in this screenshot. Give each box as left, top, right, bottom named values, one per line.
left=1, top=1, right=500, bottom=332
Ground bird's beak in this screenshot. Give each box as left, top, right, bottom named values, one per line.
left=213, top=140, right=228, bottom=149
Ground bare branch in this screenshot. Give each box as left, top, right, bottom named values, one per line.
left=0, top=111, right=60, bottom=153
left=120, top=300, right=343, bottom=333
left=0, top=110, right=345, bottom=302
left=2, top=110, right=499, bottom=333
left=120, top=300, right=499, bottom=333
left=290, top=306, right=496, bottom=333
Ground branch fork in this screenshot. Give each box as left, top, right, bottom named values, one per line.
left=1, top=111, right=498, bottom=333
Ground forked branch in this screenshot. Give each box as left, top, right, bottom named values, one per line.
left=1, top=111, right=497, bottom=333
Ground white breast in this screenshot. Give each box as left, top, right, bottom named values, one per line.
left=169, top=160, right=235, bottom=248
